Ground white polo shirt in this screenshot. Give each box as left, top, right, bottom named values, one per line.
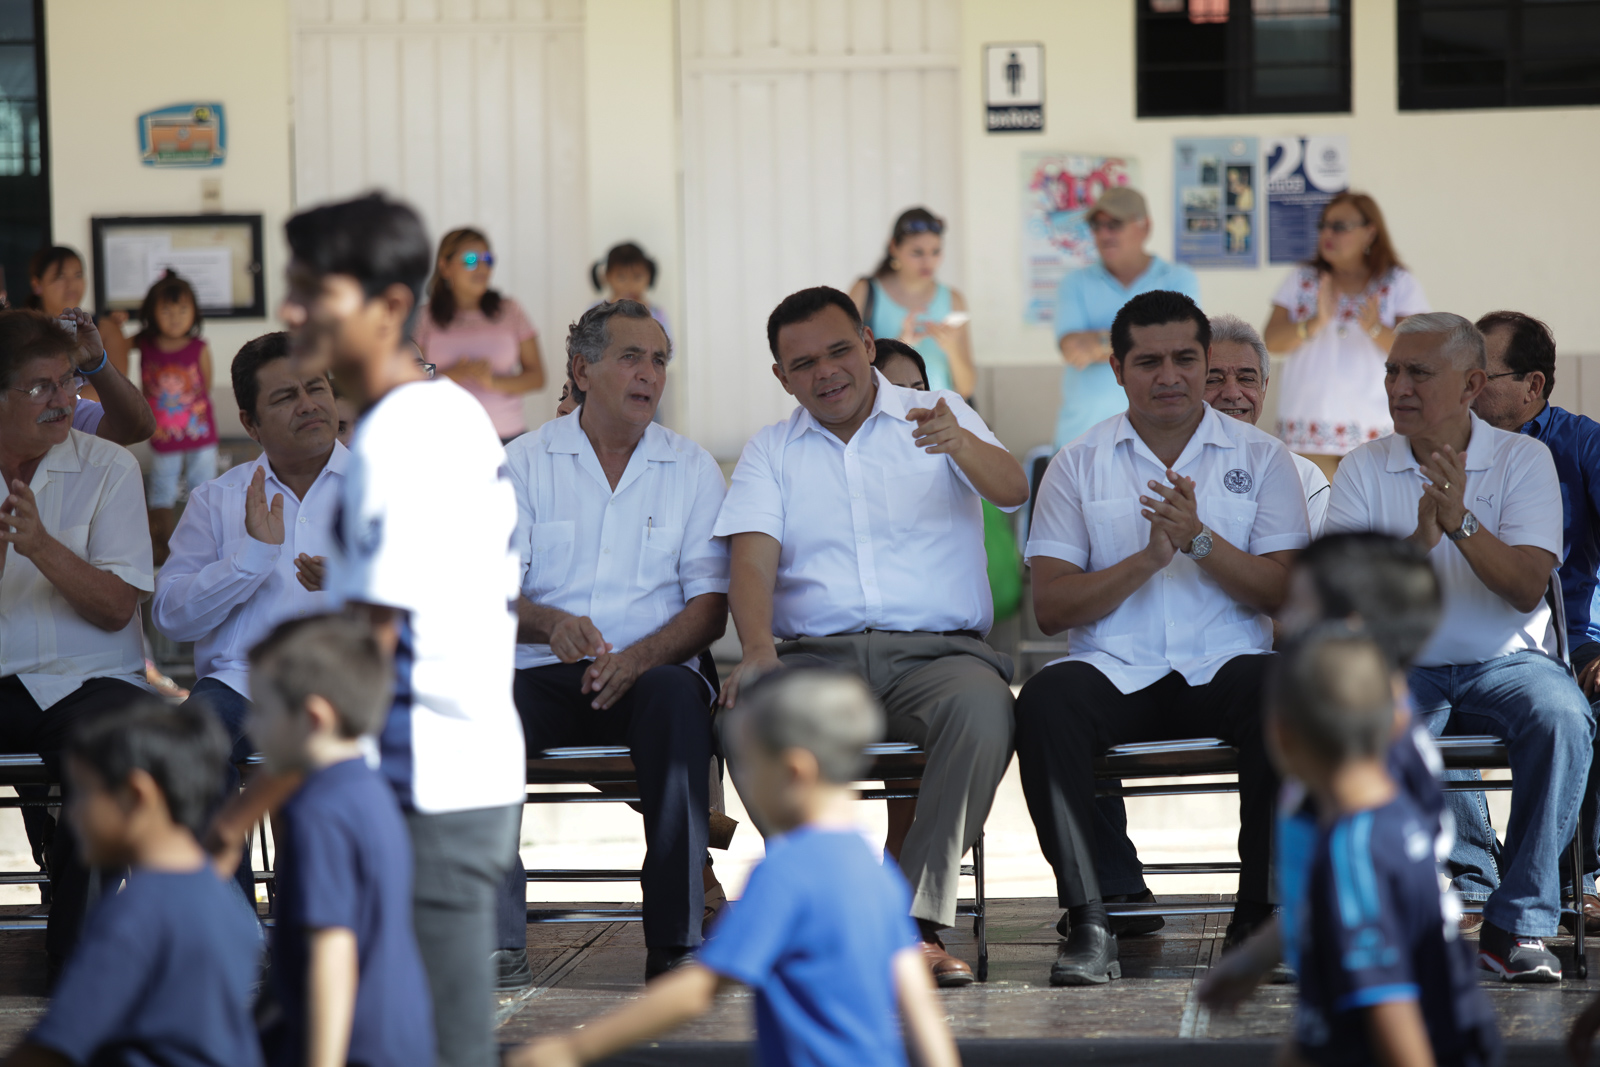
left=152, top=444, right=348, bottom=697
left=1325, top=412, right=1563, bottom=667
left=334, top=380, right=525, bottom=815
left=713, top=372, right=1019, bottom=639
left=1292, top=452, right=1331, bottom=539
left=0, top=431, right=152, bottom=707
left=506, top=412, right=729, bottom=671
left=1026, top=405, right=1311, bottom=694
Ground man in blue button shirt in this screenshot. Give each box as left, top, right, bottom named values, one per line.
left=1471, top=309, right=1600, bottom=932
left=1052, top=186, right=1202, bottom=450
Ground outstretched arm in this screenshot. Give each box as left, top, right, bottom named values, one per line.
left=506, top=963, right=727, bottom=1067
left=905, top=398, right=1028, bottom=508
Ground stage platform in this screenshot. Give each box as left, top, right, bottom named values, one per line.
left=0, top=897, right=1581, bottom=1064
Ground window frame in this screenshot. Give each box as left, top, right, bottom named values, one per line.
left=1136, top=0, right=1353, bottom=119
left=1397, top=0, right=1600, bottom=111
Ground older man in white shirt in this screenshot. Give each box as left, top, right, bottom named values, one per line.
left=715, top=286, right=1029, bottom=987
left=1016, top=290, right=1310, bottom=987
left=1326, top=312, right=1593, bottom=983
left=0, top=309, right=154, bottom=968
left=501, top=301, right=729, bottom=985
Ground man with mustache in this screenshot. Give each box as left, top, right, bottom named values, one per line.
left=1014, top=290, right=1310, bottom=986
left=0, top=309, right=155, bottom=970
left=715, top=286, right=1029, bottom=987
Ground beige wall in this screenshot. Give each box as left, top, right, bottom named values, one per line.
left=45, top=0, right=295, bottom=440
left=955, top=0, right=1600, bottom=431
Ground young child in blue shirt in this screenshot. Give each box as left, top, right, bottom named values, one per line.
left=509, top=669, right=959, bottom=1067
left=1268, top=628, right=1497, bottom=1067
left=249, top=614, right=433, bottom=1067
left=8, top=700, right=263, bottom=1067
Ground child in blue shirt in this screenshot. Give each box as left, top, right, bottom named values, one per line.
left=509, top=669, right=959, bottom=1067
left=11, top=700, right=263, bottom=1067
left=1269, top=629, right=1497, bottom=1067
left=249, top=615, right=433, bottom=1067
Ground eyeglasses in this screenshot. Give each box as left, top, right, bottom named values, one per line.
left=460, top=252, right=496, bottom=271
left=9, top=371, right=85, bottom=404
left=1089, top=217, right=1127, bottom=233
left=418, top=361, right=437, bottom=380
left=899, top=219, right=944, bottom=236
left=1484, top=370, right=1523, bottom=381
left=1317, top=219, right=1368, bottom=234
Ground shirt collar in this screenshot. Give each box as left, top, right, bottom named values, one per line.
left=1112, top=403, right=1235, bottom=470
left=1385, top=410, right=1496, bottom=473
left=546, top=409, right=676, bottom=462
left=1523, top=402, right=1553, bottom=438
left=253, top=440, right=350, bottom=493
left=39, top=432, right=84, bottom=474
left=786, top=368, right=898, bottom=445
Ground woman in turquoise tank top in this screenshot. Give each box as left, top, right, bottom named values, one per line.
left=848, top=207, right=975, bottom=397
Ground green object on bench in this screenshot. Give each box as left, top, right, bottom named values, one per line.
left=984, top=501, right=1021, bottom=621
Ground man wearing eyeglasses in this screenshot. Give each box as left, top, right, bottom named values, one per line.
left=1053, top=187, right=1202, bottom=451
left=0, top=308, right=155, bottom=972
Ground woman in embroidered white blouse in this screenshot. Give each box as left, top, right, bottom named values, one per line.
left=1263, top=192, right=1430, bottom=479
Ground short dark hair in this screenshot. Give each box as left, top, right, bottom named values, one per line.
left=567, top=299, right=668, bottom=369
left=133, top=270, right=204, bottom=346
left=872, top=338, right=929, bottom=387
left=1476, top=310, right=1556, bottom=401
left=1296, top=533, right=1441, bottom=670
left=249, top=614, right=394, bottom=739
left=1110, top=290, right=1211, bottom=362
left=766, top=286, right=864, bottom=361
left=24, top=246, right=82, bottom=310
left=1268, top=627, right=1396, bottom=764
left=730, top=669, right=884, bottom=784
left=284, top=193, right=432, bottom=306
left=231, top=332, right=292, bottom=418
left=67, top=699, right=230, bottom=839
left=0, top=308, right=79, bottom=388
left=592, top=242, right=658, bottom=292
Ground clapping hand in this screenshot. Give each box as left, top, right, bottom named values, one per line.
left=1419, top=445, right=1468, bottom=537
left=1140, top=470, right=1203, bottom=557
left=907, top=397, right=969, bottom=456
left=244, top=467, right=285, bottom=545
left=447, top=358, right=494, bottom=388
left=0, top=480, right=51, bottom=560
left=1312, top=273, right=1337, bottom=333
left=294, top=554, right=326, bottom=592
left=1357, top=294, right=1382, bottom=338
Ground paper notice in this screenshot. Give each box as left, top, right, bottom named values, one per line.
left=103, top=233, right=172, bottom=302
left=149, top=248, right=233, bottom=310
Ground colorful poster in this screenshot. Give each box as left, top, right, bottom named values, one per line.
left=1173, top=137, right=1258, bottom=269
left=1265, top=135, right=1350, bottom=264
left=138, top=103, right=227, bottom=168
left=1021, top=153, right=1140, bottom=325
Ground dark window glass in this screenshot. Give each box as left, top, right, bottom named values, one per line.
left=1399, top=0, right=1600, bottom=109
left=0, top=0, right=47, bottom=308
left=1137, top=0, right=1352, bottom=117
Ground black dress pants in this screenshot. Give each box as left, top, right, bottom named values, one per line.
left=0, top=675, right=149, bottom=961
left=1013, top=654, right=1278, bottom=909
left=496, top=662, right=712, bottom=950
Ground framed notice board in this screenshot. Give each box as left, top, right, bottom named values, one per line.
left=90, top=214, right=265, bottom=318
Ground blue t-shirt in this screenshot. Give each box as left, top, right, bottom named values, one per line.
left=31, top=867, right=263, bottom=1067
left=1522, top=404, right=1600, bottom=655
left=268, top=758, right=433, bottom=1067
left=696, top=827, right=920, bottom=1067
left=1051, top=256, right=1203, bottom=449
left=1296, top=794, right=1498, bottom=1067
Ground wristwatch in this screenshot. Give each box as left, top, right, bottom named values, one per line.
left=1183, top=525, right=1215, bottom=559
left=1446, top=511, right=1480, bottom=543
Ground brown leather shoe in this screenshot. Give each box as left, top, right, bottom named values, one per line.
left=921, top=938, right=975, bottom=988
left=1459, top=913, right=1484, bottom=937
left=1558, top=894, right=1600, bottom=936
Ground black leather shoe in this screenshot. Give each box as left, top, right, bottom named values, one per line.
left=1050, top=922, right=1120, bottom=986
left=645, top=946, right=696, bottom=982
left=492, top=948, right=533, bottom=992
left=1222, top=904, right=1275, bottom=954
left=1106, top=890, right=1166, bottom=937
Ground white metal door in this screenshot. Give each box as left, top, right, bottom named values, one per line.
left=679, top=0, right=962, bottom=458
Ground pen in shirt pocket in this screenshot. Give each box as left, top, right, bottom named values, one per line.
left=647, top=516, right=653, bottom=541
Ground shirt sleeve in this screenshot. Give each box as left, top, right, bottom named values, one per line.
left=87, top=455, right=156, bottom=594
left=1306, top=480, right=1331, bottom=540
left=29, top=904, right=155, bottom=1062
left=282, top=812, right=360, bottom=933
left=1023, top=450, right=1090, bottom=570
left=151, top=482, right=280, bottom=641
left=1053, top=271, right=1089, bottom=339
left=1325, top=452, right=1377, bottom=537
left=506, top=440, right=537, bottom=590
left=1388, top=270, right=1431, bottom=320
left=1273, top=267, right=1312, bottom=320
left=1319, top=819, right=1420, bottom=1013
left=680, top=449, right=730, bottom=601
left=695, top=859, right=802, bottom=986
left=72, top=402, right=105, bottom=436
left=1171, top=265, right=1203, bottom=306
left=939, top=391, right=1023, bottom=513
left=712, top=429, right=785, bottom=541
left=1245, top=442, right=1312, bottom=555
left=1497, top=439, right=1564, bottom=556
left=505, top=299, right=538, bottom=342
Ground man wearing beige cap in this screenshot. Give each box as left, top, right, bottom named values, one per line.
left=1053, top=186, right=1201, bottom=450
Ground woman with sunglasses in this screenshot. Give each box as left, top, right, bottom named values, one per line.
left=415, top=228, right=547, bottom=444
left=1263, top=191, right=1429, bottom=478
left=849, top=207, right=975, bottom=397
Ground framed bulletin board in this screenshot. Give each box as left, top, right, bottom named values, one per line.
left=90, top=214, right=265, bottom=319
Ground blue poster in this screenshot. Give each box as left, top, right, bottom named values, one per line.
left=1173, top=137, right=1258, bottom=270
left=1265, top=135, right=1350, bottom=265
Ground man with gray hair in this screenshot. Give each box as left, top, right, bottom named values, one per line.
left=1326, top=311, right=1594, bottom=983
left=1205, top=314, right=1330, bottom=537
left=497, top=299, right=730, bottom=984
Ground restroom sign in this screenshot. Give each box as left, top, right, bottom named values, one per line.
left=985, top=43, right=1044, bottom=133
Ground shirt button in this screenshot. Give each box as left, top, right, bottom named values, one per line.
left=857, top=536, right=867, bottom=544
left=1168, top=620, right=1176, bottom=627
left=298, top=517, right=307, bottom=524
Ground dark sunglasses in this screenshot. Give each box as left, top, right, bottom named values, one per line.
left=460, top=251, right=496, bottom=271
left=899, top=219, right=944, bottom=236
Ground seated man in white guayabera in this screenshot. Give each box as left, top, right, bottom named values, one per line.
left=1326, top=311, right=1594, bottom=984
left=498, top=300, right=729, bottom=987
left=1014, top=290, right=1310, bottom=987
left=715, top=286, right=1029, bottom=988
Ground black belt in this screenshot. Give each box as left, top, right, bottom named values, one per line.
left=824, top=628, right=983, bottom=642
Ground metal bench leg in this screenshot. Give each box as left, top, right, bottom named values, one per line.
left=1574, top=811, right=1589, bottom=980
left=974, top=833, right=987, bottom=983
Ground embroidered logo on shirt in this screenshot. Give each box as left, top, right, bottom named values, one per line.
left=358, top=516, right=384, bottom=555
left=1223, top=469, right=1253, bottom=494
left=1476, top=493, right=1495, bottom=507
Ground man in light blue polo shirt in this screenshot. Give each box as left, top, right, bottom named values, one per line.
left=1054, top=186, right=1202, bottom=450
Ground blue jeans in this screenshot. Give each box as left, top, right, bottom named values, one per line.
left=1410, top=651, right=1595, bottom=937
left=181, top=677, right=257, bottom=905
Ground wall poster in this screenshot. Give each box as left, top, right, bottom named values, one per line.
left=1173, top=137, right=1258, bottom=269
left=1020, top=153, right=1139, bottom=325
left=1265, top=135, right=1350, bottom=265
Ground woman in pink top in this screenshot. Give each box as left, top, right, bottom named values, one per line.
left=414, top=228, right=546, bottom=442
